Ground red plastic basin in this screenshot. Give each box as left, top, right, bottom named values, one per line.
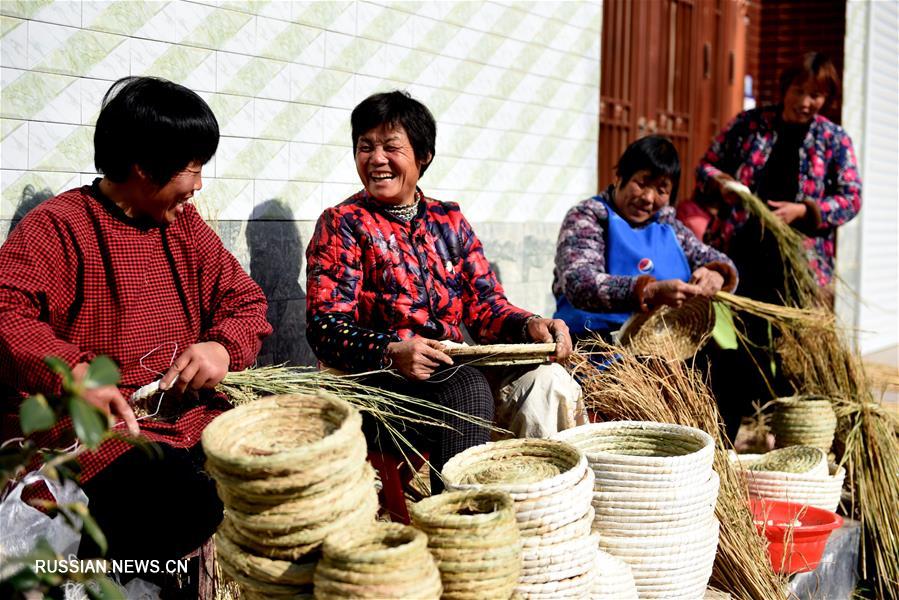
left=750, top=498, right=843, bottom=574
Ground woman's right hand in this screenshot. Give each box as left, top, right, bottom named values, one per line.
left=386, top=338, right=454, bottom=381
left=642, top=279, right=702, bottom=309
left=712, top=173, right=743, bottom=206
left=72, top=362, right=140, bottom=435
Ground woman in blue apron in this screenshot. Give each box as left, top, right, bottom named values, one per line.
left=552, top=135, right=738, bottom=344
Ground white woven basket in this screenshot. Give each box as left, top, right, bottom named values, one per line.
left=553, top=421, right=714, bottom=474
left=592, top=550, right=638, bottom=600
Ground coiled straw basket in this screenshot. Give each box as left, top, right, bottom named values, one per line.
left=202, top=392, right=378, bottom=596
left=618, top=296, right=714, bottom=360
left=770, top=395, right=837, bottom=452
left=313, top=522, right=442, bottom=599
left=410, top=490, right=521, bottom=600
left=441, top=439, right=599, bottom=599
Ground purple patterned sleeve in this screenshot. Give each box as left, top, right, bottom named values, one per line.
left=815, top=129, right=862, bottom=229
left=553, top=197, right=641, bottom=312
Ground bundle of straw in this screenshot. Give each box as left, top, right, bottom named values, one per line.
left=569, top=339, right=788, bottom=599
left=723, top=185, right=899, bottom=597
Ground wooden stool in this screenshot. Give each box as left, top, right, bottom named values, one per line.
left=367, top=451, right=428, bottom=524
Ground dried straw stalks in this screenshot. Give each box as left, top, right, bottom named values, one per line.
left=569, top=339, right=788, bottom=600
left=731, top=186, right=899, bottom=599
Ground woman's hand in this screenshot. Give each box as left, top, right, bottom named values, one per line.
left=525, top=318, right=572, bottom=361
left=690, top=267, right=725, bottom=296
left=642, top=279, right=702, bottom=309
left=386, top=338, right=453, bottom=381
left=160, top=341, right=231, bottom=394
left=72, top=362, right=140, bottom=435
left=712, top=173, right=742, bottom=206
left=767, top=200, right=807, bottom=225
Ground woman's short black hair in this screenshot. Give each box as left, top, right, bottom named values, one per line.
left=94, top=76, right=219, bottom=186
left=615, top=135, right=681, bottom=203
left=351, top=90, right=436, bottom=176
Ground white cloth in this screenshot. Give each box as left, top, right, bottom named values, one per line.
left=490, top=363, right=585, bottom=438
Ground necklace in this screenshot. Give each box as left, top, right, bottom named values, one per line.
left=381, top=191, right=421, bottom=222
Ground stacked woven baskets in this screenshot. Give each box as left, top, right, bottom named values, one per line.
left=732, top=448, right=845, bottom=512
left=770, top=395, right=838, bottom=452
left=202, top=393, right=379, bottom=598
left=554, top=421, right=719, bottom=600
left=442, top=439, right=600, bottom=599
left=410, top=490, right=521, bottom=600
left=592, top=550, right=638, bottom=599
left=313, top=522, right=442, bottom=599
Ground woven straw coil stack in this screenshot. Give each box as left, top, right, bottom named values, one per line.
left=554, top=421, right=718, bottom=600
left=410, top=490, right=521, bottom=600
left=202, top=393, right=379, bottom=598
left=770, top=395, right=838, bottom=452
left=732, top=450, right=845, bottom=512
left=442, top=439, right=600, bottom=599
left=313, top=522, right=442, bottom=599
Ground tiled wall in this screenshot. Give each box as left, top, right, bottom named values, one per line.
left=1, top=0, right=602, bottom=365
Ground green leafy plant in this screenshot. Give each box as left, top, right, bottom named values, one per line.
left=1, top=356, right=126, bottom=600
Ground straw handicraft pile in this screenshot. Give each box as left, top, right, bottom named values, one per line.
left=202, top=393, right=378, bottom=598
left=731, top=452, right=845, bottom=513
left=569, top=341, right=788, bottom=599
left=769, top=396, right=838, bottom=452
left=618, top=296, right=714, bottom=360
left=410, top=490, right=521, bottom=600
left=313, top=522, right=442, bottom=599
left=745, top=446, right=828, bottom=477
left=442, top=439, right=600, bottom=599
left=439, top=342, right=557, bottom=367
left=555, top=421, right=719, bottom=600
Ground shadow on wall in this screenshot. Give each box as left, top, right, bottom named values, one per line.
left=246, top=199, right=316, bottom=367
left=9, top=185, right=55, bottom=236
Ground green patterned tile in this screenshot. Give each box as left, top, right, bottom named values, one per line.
left=219, top=139, right=287, bottom=178
left=295, top=69, right=352, bottom=105
left=260, top=102, right=319, bottom=142
left=391, top=48, right=436, bottom=83
left=1, top=14, right=25, bottom=37
left=0, top=0, right=54, bottom=20
left=0, top=71, right=75, bottom=120
left=328, top=36, right=381, bottom=72
left=221, top=1, right=270, bottom=15
left=259, top=21, right=321, bottom=62
left=488, top=6, right=526, bottom=38
left=360, top=5, right=412, bottom=43
left=415, top=20, right=461, bottom=55
left=294, top=1, right=352, bottom=29
left=34, top=125, right=93, bottom=172
left=37, top=29, right=127, bottom=77
left=84, top=1, right=166, bottom=36
left=143, top=45, right=214, bottom=83
left=205, top=93, right=253, bottom=129
left=190, top=7, right=253, bottom=50
left=220, top=56, right=288, bottom=97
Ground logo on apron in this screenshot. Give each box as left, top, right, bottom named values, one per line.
left=637, top=258, right=654, bottom=273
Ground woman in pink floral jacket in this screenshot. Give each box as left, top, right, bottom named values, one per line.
left=695, top=52, right=861, bottom=298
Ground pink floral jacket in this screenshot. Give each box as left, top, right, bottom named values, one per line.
left=696, top=105, right=862, bottom=285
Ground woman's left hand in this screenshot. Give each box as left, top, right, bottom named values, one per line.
left=690, top=267, right=725, bottom=296
left=767, top=200, right=807, bottom=225
left=526, top=318, right=572, bottom=361
left=160, top=341, right=231, bottom=394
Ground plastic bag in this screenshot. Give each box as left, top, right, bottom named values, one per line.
left=0, top=473, right=88, bottom=563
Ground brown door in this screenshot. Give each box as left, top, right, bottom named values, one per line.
left=599, top=0, right=747, bottom=200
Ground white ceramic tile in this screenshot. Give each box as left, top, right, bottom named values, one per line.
left=32, top=76, right=81, bottom=125
left=1, top=119, right=28, bottom=170
left=357, top=1, right=415, bottom=47
left=133, top=1, right=183, bottom=44
left=257, top=0, right=292, bottom=22
left=258, top=140, right=290, bottom=180
left=26, top=21, right=75, bottom=71
left=257, top=59, right=290, bottom=101
left=321, top=182, right=359, bottom=207
left=195, top=177, right=254, bottom=220
left=254, top=178, right=323, bottom=221
left=1, top=17, right=28, bottom=69
left=319, top=106, right=351, bottom=146
left=81, top=77, right=111, bottom=125
left=1, top=169, right=78, bottom=219
left=27, top=121, right=77, bottom=169
left=84, top=34, right=129, bottom=81
left=30, top=0, right=82, bottom=28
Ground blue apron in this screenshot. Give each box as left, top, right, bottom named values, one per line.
left=554, top=198, right=691, bottom=336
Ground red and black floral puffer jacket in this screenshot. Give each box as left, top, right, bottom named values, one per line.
left=305, top=189, right=533, bottom=372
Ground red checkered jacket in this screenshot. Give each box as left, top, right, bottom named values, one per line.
left=0, top=182, right=271, bottom=484
left=306, top=189, right=534, bottom=372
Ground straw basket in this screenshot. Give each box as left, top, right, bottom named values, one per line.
left=618, top=296, right=714, bottom=360
left=313, top=522, right=442, bottom=599
left=203, top=392, right=378, bottom=595
left=732, top=453, right=845, bottom=512
left=746, top=446, right=828, bottom=477
left=770, top=396, right=837, bottom=451
left=410, top=490, right=521, bottom=600
left=441, top=439, right=597, bottom=599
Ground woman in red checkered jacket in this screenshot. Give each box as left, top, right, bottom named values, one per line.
left=0, top=77, right=271, bottom=564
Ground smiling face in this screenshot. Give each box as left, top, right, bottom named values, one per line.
left=134, top=161, right=204, bottom=224
left=782, top=77, right=827, bottom=124
left=613, top=169, right=673, bottom=225
left=355, top=124, right=429, bottom=206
